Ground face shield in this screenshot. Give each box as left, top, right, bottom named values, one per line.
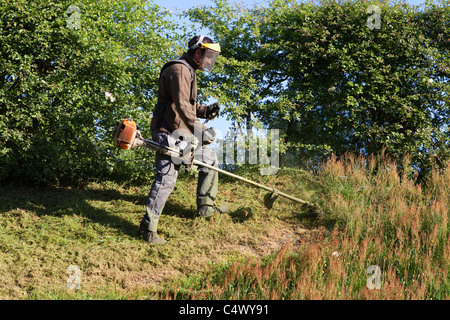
left=201, top=48, right=220, bottom=72
left=190, top=35, right=221, bottom=72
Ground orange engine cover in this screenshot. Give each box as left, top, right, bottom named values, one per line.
left=114, top=118, right=137, bottom=150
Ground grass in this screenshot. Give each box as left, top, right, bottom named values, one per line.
left=1, top=153, right=449, bottom=300
left=0, top=165, right=317, bottom=299
left=160, top=153, right=450, bottom=300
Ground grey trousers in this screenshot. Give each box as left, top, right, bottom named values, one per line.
left=142, top=130, right=219, bottom=225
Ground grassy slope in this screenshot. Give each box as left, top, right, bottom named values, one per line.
left=1, top=154, right=449, bottom=300
left=0, top=166, right=320, bottom=299
left=175, top=154, right=450, bottom=300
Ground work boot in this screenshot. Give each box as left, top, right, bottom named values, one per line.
left=139, top=215, right=167, bottom=245
left=143, top=231, right=167, bottom=245
left=198, top=205, right=218, bottom=218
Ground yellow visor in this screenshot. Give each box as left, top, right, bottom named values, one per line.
left=202, top=42, right=221, bottom=53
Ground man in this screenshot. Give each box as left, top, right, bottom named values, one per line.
left=139, top=35, right=222, bottom=244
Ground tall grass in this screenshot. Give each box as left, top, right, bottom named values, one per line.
left=1, top=152, right=448, bottom=299
left=162, top=153, right=450, bottom=300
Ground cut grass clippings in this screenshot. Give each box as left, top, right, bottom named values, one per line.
left=0, top=167, right=315, bottom=299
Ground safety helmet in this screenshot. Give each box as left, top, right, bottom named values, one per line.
left=190, top=35, right=221, bottom=72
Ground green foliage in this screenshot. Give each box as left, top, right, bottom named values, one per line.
left=186, top=0, right=450, bottom=177
left=0, top=0, right=180, bottom=185
left=184, top=0, right=277, bottom=128
left=2, top=0, right=449, bottom=185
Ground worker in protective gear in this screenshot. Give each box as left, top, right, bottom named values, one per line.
left=139, top=35, right=222, bottom=244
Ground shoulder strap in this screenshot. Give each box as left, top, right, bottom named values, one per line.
left=160, top=59, right=195, bottom=82
left=160, top=59, right=195, bottom=104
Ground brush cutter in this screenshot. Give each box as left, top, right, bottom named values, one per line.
left=113, top=118, right=321, bottom=213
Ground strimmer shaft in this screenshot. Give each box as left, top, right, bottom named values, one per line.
left=191, top=159, right=313, bottom=207
left=137, top=136, right=315, bottom=208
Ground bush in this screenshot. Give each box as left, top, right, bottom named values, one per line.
left=0, top=0, right=179, bottom=185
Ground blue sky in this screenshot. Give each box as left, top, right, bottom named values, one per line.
left=150, top=0, right=431, bottom=136
left=155, top=0, right=427, bottom=11
left=153, top=0, right=266, bottom=12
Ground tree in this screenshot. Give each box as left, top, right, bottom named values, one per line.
left=185, top=0, right=281, bottom=130
left=0, top=0, right=181, bottom=185
left=186, top=0, right=449, bottom=176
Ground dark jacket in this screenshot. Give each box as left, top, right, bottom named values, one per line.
left=150, top=53, right=208, bottom=135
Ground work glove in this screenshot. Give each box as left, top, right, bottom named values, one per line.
left=206, top=102, right=221, bottom=121
left=202, top=127, right=217, bottom=145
